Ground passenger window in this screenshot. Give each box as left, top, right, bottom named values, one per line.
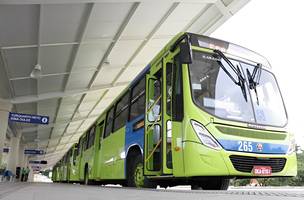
left=148, top=77, right=161, bottom=122
left=130, top=78, right=145, bottom=120
left=166, top=63, right=173, bottom=115
left=73, top=146, right=77, bottom=165
left=88, top=126, right=96, bottom=148
left=82, top=134, right=88, bottom=151
left=104, top=107, right=114, bottom=138
left=113, top=92, right=130, bottom=131
left=98, top=121, right=104, bottom=149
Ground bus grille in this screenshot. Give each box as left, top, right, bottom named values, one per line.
left=229, top=155, right=286, bottom=173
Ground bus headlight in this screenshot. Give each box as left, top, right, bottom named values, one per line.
left=191, top=120, right=222, bottom=150
left=287, top=136, right=296, bottom=155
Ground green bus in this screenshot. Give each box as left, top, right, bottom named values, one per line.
left=52, top=32, right=297, bottom=190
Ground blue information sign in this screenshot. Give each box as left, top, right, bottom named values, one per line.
left=29, top=160, right=47, bottom=164
left=24, top=149, right=45, bottom=155
left=9, top=112, right=49, bottom=125
left=3, top=148, right=9, bottom=153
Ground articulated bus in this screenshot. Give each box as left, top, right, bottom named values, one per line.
left=52, top=32, right=297, bottom=190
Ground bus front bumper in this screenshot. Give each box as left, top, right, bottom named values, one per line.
left=182, top=141, right=297, bottom=177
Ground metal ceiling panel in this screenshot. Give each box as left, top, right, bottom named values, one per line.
left=12, top=79, right=36, bottom=97
left=66, top=70, right=95, bottom=90
left=0, top=5, right=39, bottom=46
left=38, top=75, right=66, bottom=94
left=122, top=2, right=173, bottom=37
left=40, top=4, right=89, bottom=43
left=40, top=45, right=75, bottom=74
left=93, top=66, right=123, bottom=86
left=5, top=48, right=37, bottom=78
left=73, top=42, right=111, bottom=71
left=84, top=3, right=133, bottom=39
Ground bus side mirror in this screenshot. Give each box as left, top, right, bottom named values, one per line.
left=179, top=42, right=192, bottom=64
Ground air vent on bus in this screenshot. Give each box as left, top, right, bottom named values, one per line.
left=229, top=155, right=286, bottom=173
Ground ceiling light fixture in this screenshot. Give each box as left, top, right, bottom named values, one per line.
left=30, top=64, right=42, bottom=79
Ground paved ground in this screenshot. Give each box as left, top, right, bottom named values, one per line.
left=0, top=182, right=304, bottom=200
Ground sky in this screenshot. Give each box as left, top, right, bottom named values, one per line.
left=211, top=0, right=304, bottom=147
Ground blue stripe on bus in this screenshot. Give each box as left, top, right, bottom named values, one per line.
left=124, top=114, right=145, bottom=177
left=218, top=139, right=288, bottom=154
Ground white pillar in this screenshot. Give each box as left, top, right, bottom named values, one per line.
left=0, top=99, right=12, bottom=167
left=7, top=133, right=21, bottom=175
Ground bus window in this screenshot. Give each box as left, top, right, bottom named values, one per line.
left=88, top=126, right=96, bottom=148
left=73, top=145, right=77, bottom=165
left=166, top=63, right=173, bottom=115
left=172, top=57, right=183, bottom=121
left=82, top=133, right=88, bottom=151
left=130, top=78, right=145, bottom=120
left=104, top=107, right=114, bottom=138
left=148, top=78, right=161, bottom=122
left=98, top=121, right=104, bottom=149
left=113, top=91, right=130, bottom=131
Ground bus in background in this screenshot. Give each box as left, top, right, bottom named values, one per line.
left=52, top=32, right=297, bottom=190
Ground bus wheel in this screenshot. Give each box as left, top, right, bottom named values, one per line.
left=199, top=178, right=230, bottom=190
left=84, top=166, right=89, bottom=185
left=128, top=155, right=155, bottom=188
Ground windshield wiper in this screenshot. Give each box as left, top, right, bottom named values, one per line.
left=213, top=49, right=247, bottom=102
left=246, top=63, right=262, bottom=105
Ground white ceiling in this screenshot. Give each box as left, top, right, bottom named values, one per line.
left=0, top=0, right=250, bottom=169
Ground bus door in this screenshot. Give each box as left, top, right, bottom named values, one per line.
left=144, top=65, right=162, bottom=176
left=162, top=56, right=174, bottom=174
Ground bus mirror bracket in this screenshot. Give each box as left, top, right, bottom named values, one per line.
left=179, top=42, right=192, bottom=64
left=170, top=34, right=193, bottom=64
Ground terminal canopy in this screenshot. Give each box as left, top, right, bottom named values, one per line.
left=0, top=0, right=249, bottom=169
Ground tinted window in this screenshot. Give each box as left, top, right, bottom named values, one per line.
left=104, top=107, right=114, bottom=138
left=98, top=121, right=104, bottom=149
left=73, top=146, right=77, bottom=164
left=77, top=139, right=81, bottom=156
left=166, top=63, right=173, bottom=115
left=130, top=78, right=145, bottom=120
left=82, top=134, right=88, bottom=151
left=88, top=126, right=96, bottom=148
left=113, top=92, right=130, bottom=131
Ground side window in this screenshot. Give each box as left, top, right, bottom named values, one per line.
left=166, top=63, right=173, bottom=115
left=98, top=121, right=104, bottom=149
left=172, top=56, right=183, bottom=121
left=73, top=145, right=77, bottom=164
left=113, top=92, right=130, bottom=131
left=77, top=139, right=81, bottom=156
left=104, top=107, right=114, bottom=138
left=82, top=133, right=88, bottom=151
left=130, top=78, right=145, bottom=120
left=148, top=69, right=162, bottom=122
left=88, top=126, right=96, bottom=148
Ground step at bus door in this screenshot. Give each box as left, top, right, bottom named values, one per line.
left=144, top=71, right=163, bottom=176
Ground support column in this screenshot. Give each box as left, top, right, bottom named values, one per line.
left=7, top=133, right=21, bottom=175
left=0, top=99, right=12, bottom=167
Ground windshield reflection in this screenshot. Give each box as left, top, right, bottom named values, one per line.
left=189, top=51, right=287, bottom=127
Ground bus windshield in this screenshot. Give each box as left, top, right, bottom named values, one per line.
left=188, top=50, right=287, bottom=127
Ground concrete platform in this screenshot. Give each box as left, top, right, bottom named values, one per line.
left=0, top=183, right=304, bottom=200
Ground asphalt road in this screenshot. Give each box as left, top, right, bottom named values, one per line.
left=0, top=182, right=303, bottom=200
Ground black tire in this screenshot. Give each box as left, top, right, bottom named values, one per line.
left=127, top=155, right=156, bottom=188
left=83, top=166, right=89, bottom=185
left=197, top=178, right=230, bottom=190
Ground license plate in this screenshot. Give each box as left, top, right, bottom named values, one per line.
left=252, top=166, right=272, bottom=176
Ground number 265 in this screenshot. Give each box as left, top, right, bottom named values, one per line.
left=238, top=141, right=253, bottom=152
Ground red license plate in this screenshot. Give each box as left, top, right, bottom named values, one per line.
left=252, top=166, right=272, bottom=176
